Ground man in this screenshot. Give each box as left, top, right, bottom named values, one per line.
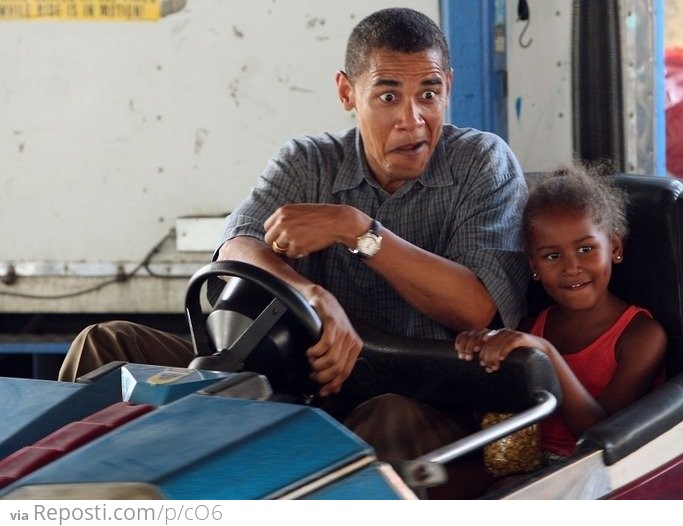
left=59, top=8, right=528, bottom=462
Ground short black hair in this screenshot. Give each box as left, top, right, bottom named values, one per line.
left=344, top=8, right=450, bottom=81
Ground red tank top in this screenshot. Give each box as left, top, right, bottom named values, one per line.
left=530, top=305, right=652, bottom=456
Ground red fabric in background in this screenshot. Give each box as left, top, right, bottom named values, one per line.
left=666, top=47, right=683, bottom=178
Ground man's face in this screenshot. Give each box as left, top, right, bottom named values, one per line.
left=337, top=48, right=452, bottom=194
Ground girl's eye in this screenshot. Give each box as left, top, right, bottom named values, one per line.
left=379, top=92, right=396, bottom=103
left=542, top=252, right=559, bottom=261
left=578, top=245, right=594, bottom=254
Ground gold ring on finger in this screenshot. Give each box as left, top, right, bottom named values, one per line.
left=272, top=240, right=287, bottom=254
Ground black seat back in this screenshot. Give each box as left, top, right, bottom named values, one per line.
left=611, top=175, right=683, bottom=377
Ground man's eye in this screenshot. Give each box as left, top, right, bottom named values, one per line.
left=421, top=90, right=437, bottom=100
left=379, top=92, right=396, bottom=102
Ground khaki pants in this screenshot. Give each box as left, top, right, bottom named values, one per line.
left=58, top=321, right=194, bottom=382
left=344, top=394, right=492, bottom=498
left=344, top=393, right=475, bottom=460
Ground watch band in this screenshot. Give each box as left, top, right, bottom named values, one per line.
left=368, top=219, right=381, bottom=237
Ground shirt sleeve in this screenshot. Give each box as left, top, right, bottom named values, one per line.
left=445, top=132, right=529, bottom=328
left=219, top=138, right=308, bottom=245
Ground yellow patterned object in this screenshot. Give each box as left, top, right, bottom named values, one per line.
left=481, top=412, right=542, bottom=477
left=0, top=0, right=162, bottom=21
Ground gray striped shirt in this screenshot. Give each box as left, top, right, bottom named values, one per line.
left=221, top=125, right=528, bottom=339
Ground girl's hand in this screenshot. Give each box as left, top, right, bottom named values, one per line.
left=454, top=328, right=493, bottom=361
left=456, top=328, right=549, bottom=373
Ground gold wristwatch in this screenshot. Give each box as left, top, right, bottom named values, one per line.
left=349, top=219, right=382, bottom=259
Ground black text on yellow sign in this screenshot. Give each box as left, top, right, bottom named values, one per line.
left=0, top=0, right=161, bottom=21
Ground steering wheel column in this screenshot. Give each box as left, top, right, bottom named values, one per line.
left=184, top=261, right=322, bottom=396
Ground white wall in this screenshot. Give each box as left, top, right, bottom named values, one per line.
left=504, top=0, right=573, bottom=173
left=1, top=0, right=440, bottom=263
left=667, top=0, right=683, bottom=46
left=0, top=0, right=440, bottom=313
left=505, top=0, right=667, bottom=175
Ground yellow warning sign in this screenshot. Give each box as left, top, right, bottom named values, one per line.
left=0, top=0, right=161, bottom=21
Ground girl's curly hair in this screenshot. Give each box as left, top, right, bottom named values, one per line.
left=523, top=161, right=629, bottom=249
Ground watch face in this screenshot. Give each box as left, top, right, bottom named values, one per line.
left=358, top=234, right=380, bottom=256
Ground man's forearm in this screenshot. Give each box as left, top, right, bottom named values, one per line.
left=365, top=228, right=497, bottom=331
left=216, top=236, right=320, bottom=302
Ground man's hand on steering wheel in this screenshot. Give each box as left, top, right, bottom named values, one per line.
left=304, top=284, right=363, bottom=397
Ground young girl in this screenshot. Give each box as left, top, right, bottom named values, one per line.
left=455, top=164, right=667, bottom=460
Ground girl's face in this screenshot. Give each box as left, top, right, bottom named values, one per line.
left=527, top=208, right=623, bottom=312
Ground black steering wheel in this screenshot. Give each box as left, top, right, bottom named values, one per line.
left=184, top=260, right=322, bottom=395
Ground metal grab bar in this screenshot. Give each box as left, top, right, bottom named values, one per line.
left=419, top=390, right=558, bottom=465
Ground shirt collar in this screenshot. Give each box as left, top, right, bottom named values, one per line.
left=332, top=128, right=453, bottom=194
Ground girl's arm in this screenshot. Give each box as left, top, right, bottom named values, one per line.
left=595, top=313, right=667, bottom=415
left=454, top=316, right=667, bottom=438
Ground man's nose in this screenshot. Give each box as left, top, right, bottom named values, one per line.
left=396, top=99, right=423, bottom=129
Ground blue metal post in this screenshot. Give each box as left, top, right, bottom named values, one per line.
left=441, top=0, right=507, bottom=139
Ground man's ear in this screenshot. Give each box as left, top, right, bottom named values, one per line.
left=445, top=68, right=454, bottom=102
left=336, top=70, right=355, bottom=111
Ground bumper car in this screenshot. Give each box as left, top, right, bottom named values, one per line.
left=0, top=174, right=681, bottom=500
